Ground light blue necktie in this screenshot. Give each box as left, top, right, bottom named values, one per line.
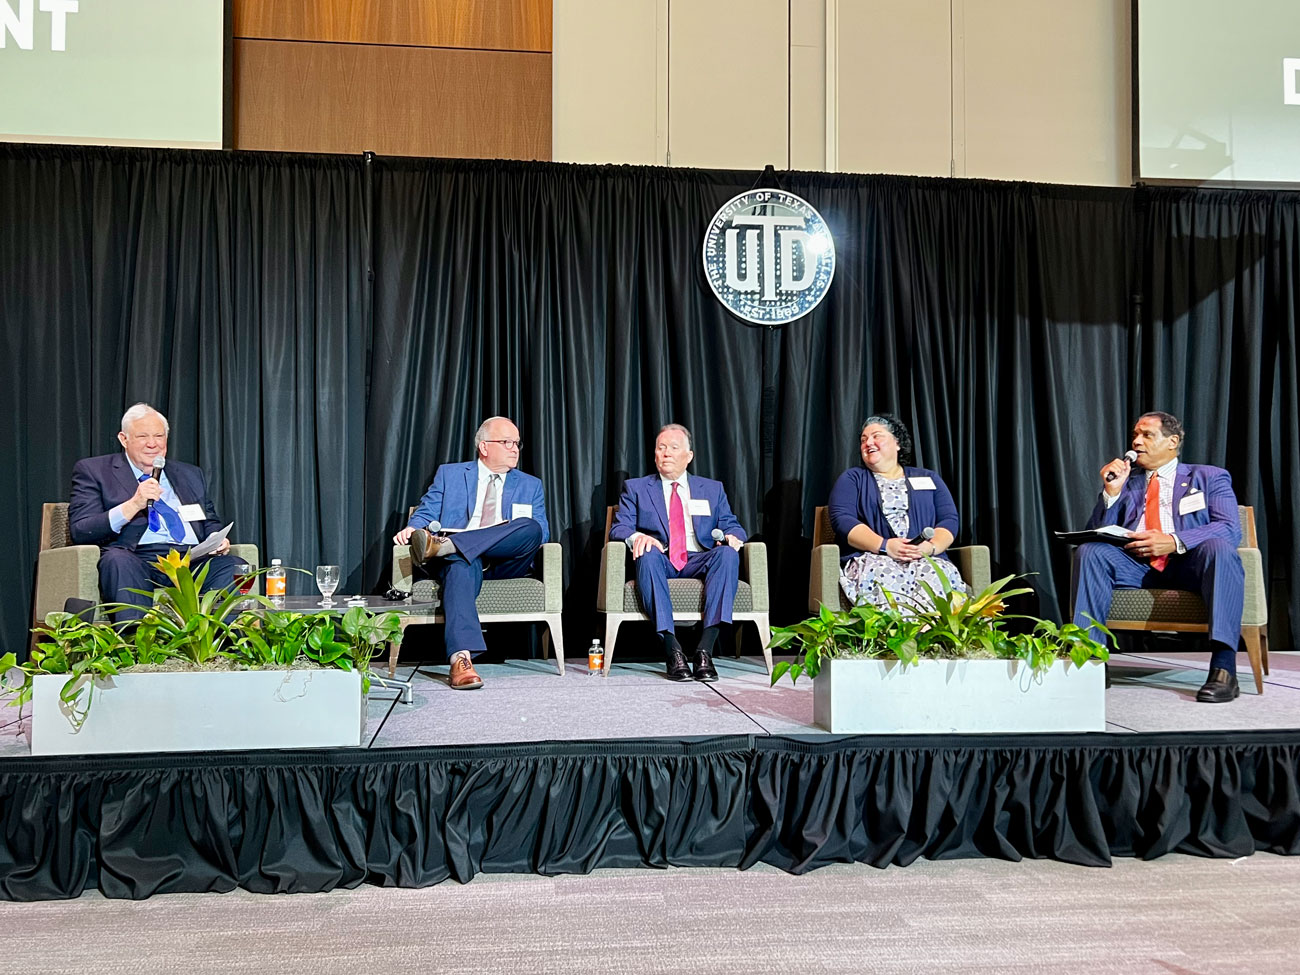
left=138, top=473, right=186, bottom=542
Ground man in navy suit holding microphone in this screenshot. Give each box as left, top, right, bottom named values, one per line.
left=394, top=416, right=547, bottom=690
left=1072, top=411, right=1246, bottom=703
left=609, top=423, right=746, bottom=682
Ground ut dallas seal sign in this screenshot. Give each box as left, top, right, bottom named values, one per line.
left=702, top=189, right=835, bottom=325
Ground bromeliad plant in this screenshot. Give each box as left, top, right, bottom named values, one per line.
left=769, top=564, right=1110, bottom=687
left=0, top=551, right=401, bottom=727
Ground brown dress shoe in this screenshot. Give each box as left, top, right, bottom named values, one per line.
left=408, top=528, right=434, bottom=568
left=449, top=654, right=484, bottom=690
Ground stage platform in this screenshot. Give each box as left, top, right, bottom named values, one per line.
left=1, top=652, right=1297, bottom=901
left=6, top=650, right=1296, bottom=756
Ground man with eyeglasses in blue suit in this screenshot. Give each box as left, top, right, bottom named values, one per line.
left=394, top=416, right=548, bottom=690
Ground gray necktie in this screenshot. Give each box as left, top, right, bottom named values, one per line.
left=481, top=474, right=499, bottom=526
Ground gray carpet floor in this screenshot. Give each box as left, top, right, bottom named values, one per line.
left=1, top=854, right=1298, bottom=974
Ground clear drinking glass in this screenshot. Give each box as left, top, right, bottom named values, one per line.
left=315, top=565, right=340, bottom=607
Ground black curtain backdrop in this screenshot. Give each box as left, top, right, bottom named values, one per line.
left=4, top=143, right=1300, bottom=659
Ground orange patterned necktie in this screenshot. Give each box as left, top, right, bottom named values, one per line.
left=1144, top=475, right=1168, bottom=572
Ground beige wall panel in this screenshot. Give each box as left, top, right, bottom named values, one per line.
left=835, top=0, right=951, bottom=177
left=234, top=0, right=552, bottom=52
left=790, top=43, right=825, bottom=171
left=233, top=40, right=551, bottom=159
left=552, top=0, right=665, bottom=164
left=960, top=0, right=1129, bottom=186
left=668, top=0, right=789, bottom=170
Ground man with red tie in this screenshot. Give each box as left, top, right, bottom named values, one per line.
left=609, top=424, right=746, bottom=682
left=1071, top=411, right=1246, bottom=703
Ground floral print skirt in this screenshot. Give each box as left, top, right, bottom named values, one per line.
left=838, top=551, right=969, bottom=610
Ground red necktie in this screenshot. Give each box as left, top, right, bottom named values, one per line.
left=1144, top=475, right=1168, bottom=572
left=668, top=483, right=688, bottom=570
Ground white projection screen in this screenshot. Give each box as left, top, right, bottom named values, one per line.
left=0, top=0, right=228, bottom=149
left=1136, top=0, right=1300, bottom=184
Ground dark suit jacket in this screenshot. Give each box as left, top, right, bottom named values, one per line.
left=609, top=474, right=747, bottom=546
left=408, top=461, right=550, bottom=544
left=827, top=465, right=960, bottom=562
left=69, top=453, right=223, bottom=551
left=1085, top=462, right=1241, bottom=549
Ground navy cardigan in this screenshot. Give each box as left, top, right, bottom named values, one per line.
left=827, top=465, right=960, bottom=563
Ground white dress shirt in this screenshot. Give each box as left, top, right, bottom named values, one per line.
left=109, top=456, right=200, bottom=545
left=469, top=460, right=507, bottom=530
left=628, top=474, right=703, bottom=552
left=1103, top=456, right=1185, bottom=552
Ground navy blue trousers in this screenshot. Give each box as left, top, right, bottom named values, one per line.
left=632, top=544, right=740, bottom=633
left=98, top=544, right=241, bottom=623
left=1071, top=538, right=1244, bottom=672
left=425, top=519, right=543, bottom=658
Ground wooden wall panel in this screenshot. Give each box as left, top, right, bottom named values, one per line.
left=233, top=40, right=551, bottom=159
left=234, top=0, right=551, bottom=52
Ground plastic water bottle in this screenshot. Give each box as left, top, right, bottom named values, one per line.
left=266, top=559, right=286, bottom=606
left=587, top=639, right=604, bottom=675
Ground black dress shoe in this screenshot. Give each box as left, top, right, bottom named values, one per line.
left=665, top=648, right=693, bottom=681
left=1196, top=668, right=1240, bottom=704
left=692, top=651, right=718, bottom=682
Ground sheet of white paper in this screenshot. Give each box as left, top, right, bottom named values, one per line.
left=688, top=499, right=711, bottom=516
left=1095, top=524, right=1133, bottom=538
left=189, top=522, right=233, bottom=559
left=511, top=503, right=533, bottom=520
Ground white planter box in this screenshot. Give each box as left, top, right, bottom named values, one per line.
left=813, top=657, right=1105, bottom=734
left=30, top=669, right=364, bottom=755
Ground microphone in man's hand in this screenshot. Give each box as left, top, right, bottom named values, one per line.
left=1105, top=450, right=1139, bottom=482
left=711, top=528, right=726, bottom=546
left=907, top=527, right=935, bottom=546
left=427, top=520, right=442, bottom=535
left=147, top=456, right=165, bottom=513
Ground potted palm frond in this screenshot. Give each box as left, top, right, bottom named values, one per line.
left=768, top=569, right=1110, bottom=734
left=0, top=551, right=401, bottom=755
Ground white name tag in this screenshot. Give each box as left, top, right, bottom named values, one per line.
left=688, top=499, right=711, bottom=516
left=511, top=503, right=533, bottom=520
left=178, top=503, right=206, bottom=522
left=1179, top=492, right=1207, bottom=515
left=908, top=476, right=936, bottom=490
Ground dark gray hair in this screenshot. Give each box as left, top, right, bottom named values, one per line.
left=1139, top=411, right=1185, bottom=453
left=656, top=423, right=692, bottom=451
left=861, top=413, right=914, bottom=465
left=121, top=403, right=169, bottom=436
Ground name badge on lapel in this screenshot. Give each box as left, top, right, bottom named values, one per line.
left=178, top=503, right=206, bottom=522
left=1178, top=491, right=1207, bottom=516
left=511, top=503, right=533, bottom=520
left=908, top=476, right=936, bottom=490
left=688, top=499, right=711, bottom=516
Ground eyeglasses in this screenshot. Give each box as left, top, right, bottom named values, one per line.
left=483, top=440, right=522, bottom=449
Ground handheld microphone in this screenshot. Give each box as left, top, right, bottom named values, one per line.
left=711, top=528, right=725, bottom=546
left=147, top=456, right=165, bottom=513
left=907, top=527, right=935, bottom=546
left=427, top=520, right=442, bottom=534
left=1105, top=450, right=1138, bottom=482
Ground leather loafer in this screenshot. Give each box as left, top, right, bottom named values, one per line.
left=1196, top=667, right=1239, bottom=704
left=408, top=528, right=434, bottom=568
left=449, top=654, right=484, bottom=690
left=665, top=648, right=692, bottom=682
left=692, top=651, right=718, bottom=683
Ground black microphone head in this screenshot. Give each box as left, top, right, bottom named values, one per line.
left=711, top=528, right=725, bottom=542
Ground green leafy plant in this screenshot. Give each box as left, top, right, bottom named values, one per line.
left=1, top=552, right=402, bottom=723
left=769, top=564, right=1110, bottom=687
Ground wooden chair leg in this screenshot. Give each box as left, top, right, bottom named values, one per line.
left=544, top=614, right=565, bottom=676
left=1261, top=627, right=1270, bottom=675
left=603, top=616, right=622, bottom=676
left=1242, top=626, right=1265, bottom=695
left=754, top=615, right=772, bottom=674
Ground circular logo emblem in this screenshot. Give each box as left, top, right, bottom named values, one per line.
left=702, top=189, right=835, bottom=325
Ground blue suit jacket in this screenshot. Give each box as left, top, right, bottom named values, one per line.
left=69, top=453, right=223, bottom=551
left=608, top=474, right=746, bottom=546
left=1085, top=462, right=1241, bottom=549
left=408, top=462, right=550, bottom=544
left=827, top=465, right=959, bottom=562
